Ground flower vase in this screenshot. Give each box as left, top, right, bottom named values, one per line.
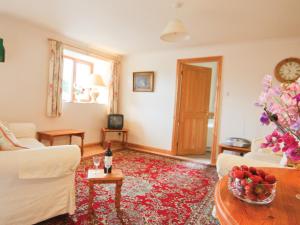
left=280, top=153, right=288, bottom=167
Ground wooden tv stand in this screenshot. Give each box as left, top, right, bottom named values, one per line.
left=100, top=128, right=128, bottom=148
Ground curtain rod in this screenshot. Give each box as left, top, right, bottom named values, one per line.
left=48, top=38, right=121, bottom=62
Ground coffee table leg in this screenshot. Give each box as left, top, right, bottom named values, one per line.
left=89, top=182, right=94, bottom=219
left=115, top=180, right=122, bottom=212
left=81, top=134, right=84, bottom=156
left=49, top=137, right=54, bottom=146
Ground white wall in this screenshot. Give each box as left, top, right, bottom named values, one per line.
left=120, top=37, right=300, bottom=150
left=0, top=14, right=108, bottom=144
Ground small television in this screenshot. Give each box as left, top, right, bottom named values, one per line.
left=107, top=114, right=124, bottom=130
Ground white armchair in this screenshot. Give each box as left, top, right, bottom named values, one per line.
left=0, top=123, right=81, bottom=225
left=216, top=138, right=284, bottom=178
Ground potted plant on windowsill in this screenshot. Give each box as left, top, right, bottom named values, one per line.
left=73, top=85, right=91, bottom=103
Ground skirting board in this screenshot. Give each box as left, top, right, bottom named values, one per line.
left=84, top=142, right=100, bottom=147
left=84, top=141, right=214, bottom=166
left=127, top=142, right=214, bottom=166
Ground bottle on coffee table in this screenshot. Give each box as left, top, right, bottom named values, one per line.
left=104, top=141, right=112, bottom=174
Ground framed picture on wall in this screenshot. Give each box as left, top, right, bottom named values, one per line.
left=133, top=71, right=154, bottom=92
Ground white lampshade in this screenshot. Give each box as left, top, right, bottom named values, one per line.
left=89, top=74, right=106, bottom=87
left=160, top=18, right=190, bottom=42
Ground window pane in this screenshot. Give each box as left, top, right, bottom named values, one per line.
left=75, top=62, right=92, bottom=101
left=75, top=62, right=92, bottom=87
left=62, top=58, right=74, bottom=102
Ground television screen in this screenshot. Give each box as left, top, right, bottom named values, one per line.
left=108, top=114, right=124, bottom=130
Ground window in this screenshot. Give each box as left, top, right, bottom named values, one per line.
left=62, top=48, right=112, bottom=104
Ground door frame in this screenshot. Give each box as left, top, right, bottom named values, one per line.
left=171, top=56, right=223, bottom=165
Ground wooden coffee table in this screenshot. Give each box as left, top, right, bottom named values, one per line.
left=215, top=168, right=300, bottom=225
left=87, top=169, right=124, bottom=217
left=37, top=129, right=85, bottom=156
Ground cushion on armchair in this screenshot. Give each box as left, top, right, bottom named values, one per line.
left=7, top=122, right=36, bottom=139
left=0, top=122, right=26, bottom=150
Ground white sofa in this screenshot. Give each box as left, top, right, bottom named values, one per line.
left=216, top=138, right=285, bottom=178
left=0, top=123, right=81, bottom=225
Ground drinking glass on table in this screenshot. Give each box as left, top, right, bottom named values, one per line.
left=93, top=156, right=100, bottom=170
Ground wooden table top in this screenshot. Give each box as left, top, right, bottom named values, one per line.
left=37, top=129, right=84, bottom=136
left=215, top=168, right=300, bottom=225
left=219, top=144, right=251, bottom=152
left=87, top=169, right=124, bottom=181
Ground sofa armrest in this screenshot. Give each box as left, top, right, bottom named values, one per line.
left=7, top=123, right=36, bottom=139
left=0, top=145, right=81, bottom=179
left=216, top=153, right=281, bottom=179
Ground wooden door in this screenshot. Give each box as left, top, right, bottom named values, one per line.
left=177, top=64, right=212, bottom=155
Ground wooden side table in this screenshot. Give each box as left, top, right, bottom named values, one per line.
left=215, top=168, right=300, bottom=225
left=37, top=129, right=85, bottom=156
left=101, top=128, right=128, bottom=148
left=218, top=144, right=251, bottom=155
left=87, top=169, right=124, bottom=217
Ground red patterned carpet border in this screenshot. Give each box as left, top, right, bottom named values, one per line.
left=38, top=150, right=219, bottom=225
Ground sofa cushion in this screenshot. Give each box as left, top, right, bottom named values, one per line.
left=0, top=122, right=25, bottom=150
left=244, top=152, right=282, bottom=164
left=18, top=138, right=45, bottom=149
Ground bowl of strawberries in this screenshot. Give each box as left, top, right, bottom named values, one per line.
left=228, top=165, right=277, bottom=204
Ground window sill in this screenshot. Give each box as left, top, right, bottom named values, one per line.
left=63, top=101, right=107, bottom=105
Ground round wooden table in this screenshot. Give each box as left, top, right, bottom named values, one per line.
left=215, top=168, right=300, bottom=225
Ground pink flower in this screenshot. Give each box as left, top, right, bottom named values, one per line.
left=257, top=74, right=300, bottom=161
left=261, top=131, right=283, bottom=152
left=262, top=75, right=272, bottom=92
left=293, top=93, right=300, bottom=102
left=287, top=149, right=300, bottom=161
left=291, top=118, right=300, bottom=131
left=281, top=133, right=298, bottom=153
left=260, top=112, right=270, bottom=125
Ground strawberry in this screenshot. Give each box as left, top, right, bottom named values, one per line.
left=262, top=181, right=273, bottom=192
left=244, top=171, right=252, bottom=178
left=233, top=170, right=245, bottom=179
left=246, top=192, right=257, bottom=201
left=250, top=175, right=263, bottom=184
left=254, top=184, right=265, bottom=195
left=257, top=193, right=267, bottom=201
left=265, top=192, right=272, bottom=198
left=256, top=169, right=266, bottom=178
left=244, top=184, right=253, bottom=192
left=265, top=175, right=276, bottom=184
left=241, top=165, right=249, bottom=171
left=241, top=179, right=247, bottom=187
left=232, top=166, right=241, bottom=171
left=249, top=167, right=257, bottom=174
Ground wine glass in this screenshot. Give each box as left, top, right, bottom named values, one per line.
left=93, top=156, right=100, bottom=170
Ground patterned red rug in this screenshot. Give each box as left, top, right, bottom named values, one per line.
left=38, top=150, right=219, bottom=225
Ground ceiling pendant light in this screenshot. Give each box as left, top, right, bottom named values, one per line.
left=160, top=1, right=190, bottom=42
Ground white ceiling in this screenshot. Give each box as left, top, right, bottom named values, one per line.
left=0, top=0, right=299, bottom=54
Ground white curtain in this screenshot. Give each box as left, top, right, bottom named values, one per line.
left=46, top=39, right=63, bottom=117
